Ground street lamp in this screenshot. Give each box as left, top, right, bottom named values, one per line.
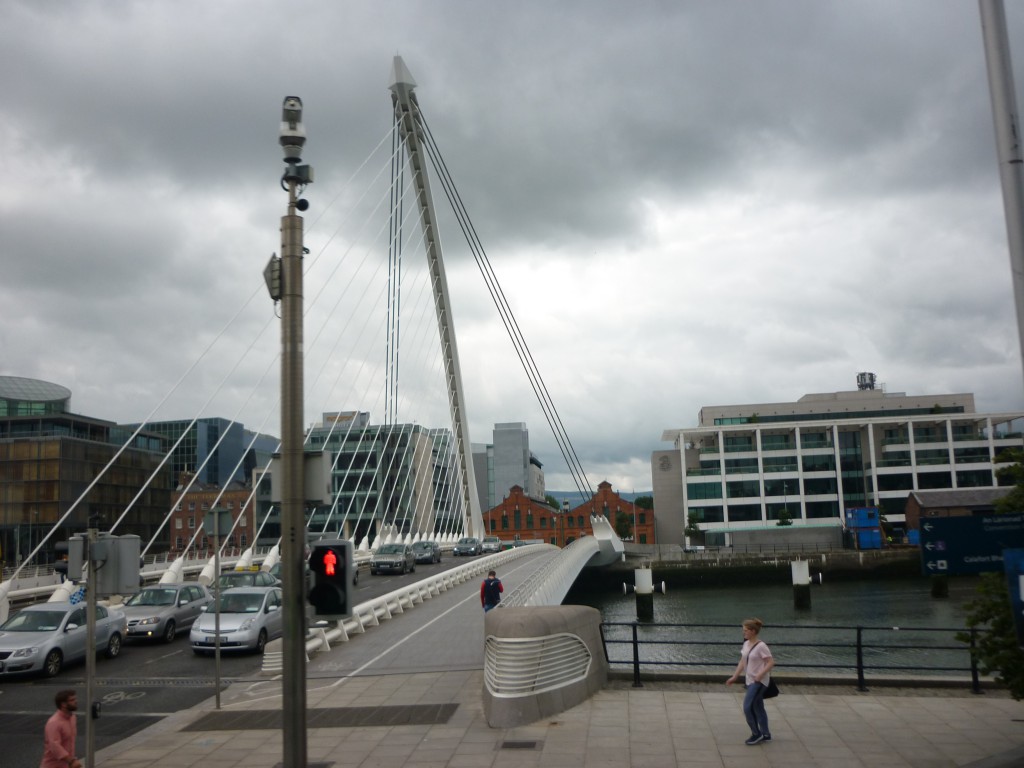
left=561, top=500, right=570, bottom=547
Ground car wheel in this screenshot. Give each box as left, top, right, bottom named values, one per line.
left=401, top=562, right=407, bottom=574
left=43, top=649, right=63, bottom=677
left=105, top=632, right=122, bottom=659
left=256, top=629, right=268, bottom=654
left=370, top=568, right=377, bottom=575
left=163, top=620, right=177, bottom=644
left=353, top=570, right=359, bottom=585
left=410, top=562, right=415, bottom=573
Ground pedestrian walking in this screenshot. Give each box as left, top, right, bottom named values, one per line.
left=725, top=617, right=775, bottom=745
left=480, top=570, right=503, bottom=612
left=40, top=689, right=81, bottom=768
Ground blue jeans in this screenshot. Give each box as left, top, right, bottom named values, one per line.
left=743, top=682, right=770, bottom=738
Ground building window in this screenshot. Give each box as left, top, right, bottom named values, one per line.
left=175, top=518, right=182, bottom=530
left=240, top=534, right=247, bottom=547
left=638, top=512, right=646, bottom=525
left=501, top=517, right=508, bottom=530
left=188, top=517, right=195, bottom=529
left=239, top=516, right=246, bottom=527
left=639, top=534, right=647, bottom=544
left=189, top=502, right=196, bottom=512
left=490, top=519, right=496, bottom=531
left=201, top=502, right=209, bottom=511
left=514, top=510, right=522, bottom=529
left=176, top=502, right=182, bottom=511
left=175, top=536, right=183, bottom=550
left=577, top=515, right=584, bottom=528
left=540, top=517, right=547, bottom=528
left=227, top=501, right=234, bottom=510
left=526, top=514, right=533, bottom=527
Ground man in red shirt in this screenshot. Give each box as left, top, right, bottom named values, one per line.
left=40, top=690, right=81, bottom=768
left=480, top=570, right=503, bottom=612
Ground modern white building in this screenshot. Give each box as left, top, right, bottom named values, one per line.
left=654, top=379, right=1024, bottom=547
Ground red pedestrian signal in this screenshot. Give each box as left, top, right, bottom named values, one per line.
left=322, top=549, right=337, bottom=576
left=308, top=539, right=353, bottom=620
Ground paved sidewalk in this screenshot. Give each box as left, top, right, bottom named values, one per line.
left=95, top=672, right=1024, bottom=768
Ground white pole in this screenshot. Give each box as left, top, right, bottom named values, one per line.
left=979, top=0, right=1024, bottom=388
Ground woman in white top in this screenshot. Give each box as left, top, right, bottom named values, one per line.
left=725, top=617, right=775, bottom=745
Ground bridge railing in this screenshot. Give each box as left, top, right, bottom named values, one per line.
left=600, top=620, right=989, bottom=693
left=500, top=540, right=595, bottom=608
left=261, top=546, right=538, bottom=671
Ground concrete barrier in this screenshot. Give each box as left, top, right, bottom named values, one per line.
left=483, top=605, right=607, bottom=728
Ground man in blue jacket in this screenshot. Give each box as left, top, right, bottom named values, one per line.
left=481, top=570, right=503, bottom=612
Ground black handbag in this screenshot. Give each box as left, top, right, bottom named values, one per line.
left=764, top=678, right=780, bottom=699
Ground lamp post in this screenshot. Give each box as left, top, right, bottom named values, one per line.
left=561, top=500, right=570, bottom=547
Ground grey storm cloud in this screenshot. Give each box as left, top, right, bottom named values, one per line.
left=2, top=0, right=1024, bottom=492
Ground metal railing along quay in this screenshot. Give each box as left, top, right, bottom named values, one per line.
left=599, top=621, right=989, bottom=693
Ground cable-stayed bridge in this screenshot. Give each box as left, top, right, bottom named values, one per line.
left=0, top=56, right=623, bottom=621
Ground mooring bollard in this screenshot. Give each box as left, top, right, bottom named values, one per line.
left=623, top=565, right=664, bottom=622
left=792, top=559, right=811, bottom=610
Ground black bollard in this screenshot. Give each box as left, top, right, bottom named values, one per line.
left=930, top=574, right=949, bottom=598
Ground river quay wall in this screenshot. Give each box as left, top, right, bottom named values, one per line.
left=582, top=547, right=926, bottom=589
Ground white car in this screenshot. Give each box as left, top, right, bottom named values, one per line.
left=189, top=587, right=283, bottom=655
left=0, top=601, right=126, bottom=677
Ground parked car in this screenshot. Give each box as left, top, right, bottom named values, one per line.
left=481, top=536, right=502, bottom=554
left=370, top=543, right=416, bottom=575
left=217, top=569, right=280, bottom=591
left=411, top=540, right=442, bottom=564
left=189, top=586, right=283, bottom=654
left=0, top=601, right=126, bottom=677
left=123, top=582, right=212, bottom=643
left=453, top=537, right=482, bottom=556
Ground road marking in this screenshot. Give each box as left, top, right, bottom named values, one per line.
left=143, top=649, right=184, bottom=665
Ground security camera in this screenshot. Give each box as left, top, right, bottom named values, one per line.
left=280, top=96, right=306, bottom=163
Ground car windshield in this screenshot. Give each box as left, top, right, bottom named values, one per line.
left=0, top=610, right=66, bottom=632
left=378, top=544, right=404, bottom=554
left=218, top=573, right=254, bottom=588
left=458, top=538, right=475, bottom=545
left=218, top=594, right=264, bottom=613
left=412, top=542, right=431, bottom=550
left=126, top=588, right=177, bottom=607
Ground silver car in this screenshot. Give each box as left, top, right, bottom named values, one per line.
left=481, top=536, right=502, bottom=554
left=189, top=587, right=283, bottom=654
left=411, top=540, right=442, bottom=564
left=370, top=543, right=416, bottom=575
left=0, top=601, right=127, bottom=677
left=453, top=537, right=482, bottom=556
left=123, top=583, right=212, bottom=643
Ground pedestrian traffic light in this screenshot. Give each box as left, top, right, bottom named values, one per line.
left=307, top=539, right=353, bottom=620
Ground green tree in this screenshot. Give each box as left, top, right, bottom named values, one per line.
left=957, top=573, right=1024, bottom=700
left=614, top=510, right=633, bottom=540
left=545, top=494, right=562, bottom=510
left=634, top=495, right=654, bottom=510
left=776, top=508, right=793, bottom=526
left=685, top=513, right=701, bottom=537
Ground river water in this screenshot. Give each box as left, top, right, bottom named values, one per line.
left=565, top=575, right=984, bottom=679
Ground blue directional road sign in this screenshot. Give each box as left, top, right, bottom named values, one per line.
left=919, top=514, right=1024, bottom=576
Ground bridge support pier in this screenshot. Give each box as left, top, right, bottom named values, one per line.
left=482, top=606, right=607, bottom=728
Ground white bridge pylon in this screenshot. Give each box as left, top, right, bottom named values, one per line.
left=389, top=55, right=483, bottom=540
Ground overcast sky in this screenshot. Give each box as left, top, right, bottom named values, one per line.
left=3, top=1, right=1024, bottom=495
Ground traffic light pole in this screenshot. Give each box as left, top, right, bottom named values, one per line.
left=277, top=97, right=312, bottom=768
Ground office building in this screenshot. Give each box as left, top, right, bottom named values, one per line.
left=0, top=376, right=172, bottom=565
left=655, top=377, right=1024, bottom=547
left=473, top=422, right=545, bottom=510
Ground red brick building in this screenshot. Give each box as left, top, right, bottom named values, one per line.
left=482, top=481, right=655, bottom=547
left=169, top=473, right=256, bottom=556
